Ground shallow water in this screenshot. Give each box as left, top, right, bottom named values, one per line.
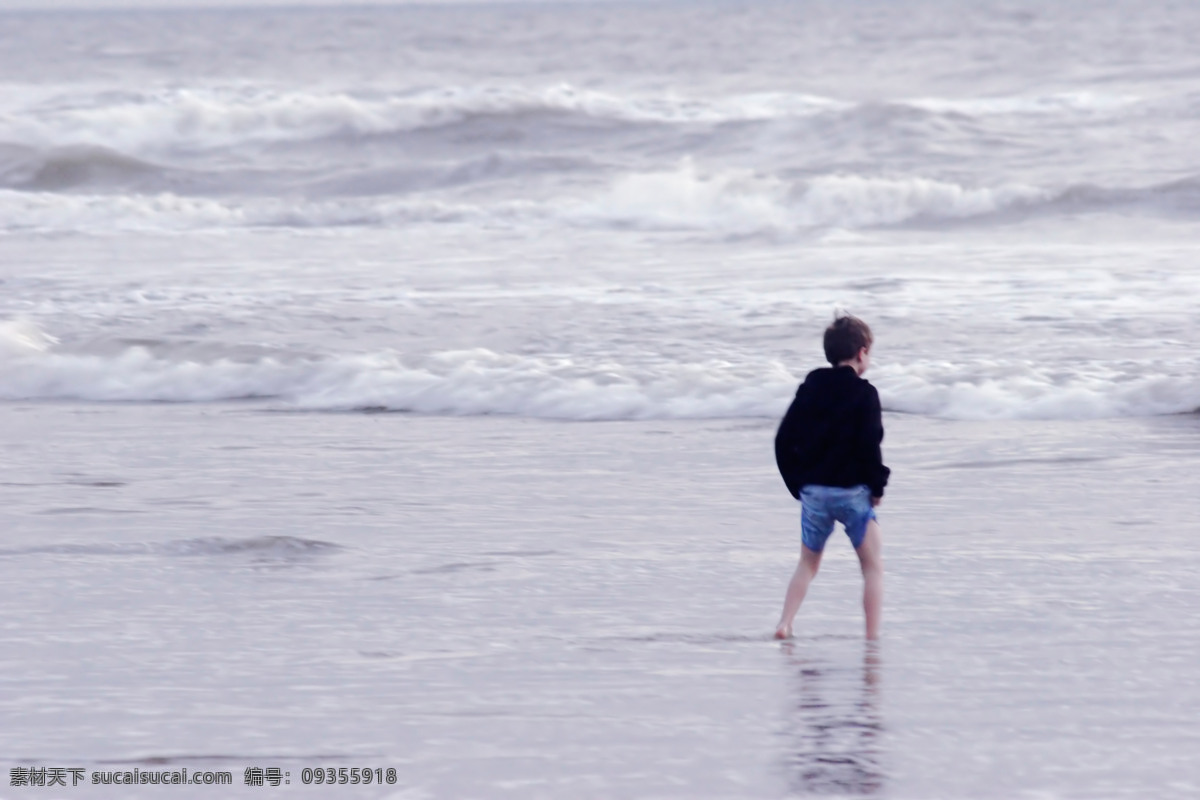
left=2, top=406, right=1198, bottom=798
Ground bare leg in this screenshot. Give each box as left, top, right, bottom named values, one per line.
left=854, top=520, right=884, bottom=640
left=775, top=545, right=823, bottom=639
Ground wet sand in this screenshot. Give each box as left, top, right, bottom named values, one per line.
left=1, top=405, right=1198, bottom=798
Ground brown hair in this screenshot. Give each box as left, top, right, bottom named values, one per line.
left=823, top=314, right=873, bottom=365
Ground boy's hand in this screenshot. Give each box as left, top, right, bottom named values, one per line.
left=871, top=496, right=882, bottom=507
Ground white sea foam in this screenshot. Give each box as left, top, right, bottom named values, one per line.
left=578, top=160, right=792, bottom=233
left=4, top=159, right=1192, bottom=236
left=907, top=91, right=1143, bottom=117
left=579, top=161, right=1048, bottom=232
left=874, top=361, right=1200, bottom=420
left=0, top=345, right=798, bottom=419
left=2, top=339, right=1196, bottom=421
left=0, top=319, right=59, bottom=355
left=0, top=166, right=1051, bottom=233
left=0, top=189, right=522, bottom=233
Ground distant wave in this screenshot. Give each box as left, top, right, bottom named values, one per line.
left=4, top=85, right=1143, bottom=155
left=3, top=83, right=1192, bottom=233
left=578, top=163, right=1200, bottom=232
left=0, top=144, right=170, bottom=192
left=8, top=167, right=1198, bottom=234
left=1046, top=175, right=1200, bottom=215
left=1, top=333, right=1196, bottom=421
left=0, top=188, right=518, bottom=232
left=0, top=141, right=599, bottom=196
left=575, top=161, right=1050, bottom=231
left=3, top=86, right=844, bottom=152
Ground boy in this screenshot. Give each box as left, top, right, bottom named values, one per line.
left=773, top=315, right=890, bottom=640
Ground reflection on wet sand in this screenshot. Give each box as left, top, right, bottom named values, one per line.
left=780, top=643, right=885, bottom=795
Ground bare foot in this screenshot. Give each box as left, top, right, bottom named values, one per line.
left=773, top=626, right=792, bottom=640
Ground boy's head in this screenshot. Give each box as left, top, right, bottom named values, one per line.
left=823, top=314, right=873, bottom=368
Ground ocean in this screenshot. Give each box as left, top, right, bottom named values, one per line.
left=1, top=1, right=1198, bottom=798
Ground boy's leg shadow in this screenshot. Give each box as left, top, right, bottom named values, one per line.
left=779, top=642, right=886, bottom=796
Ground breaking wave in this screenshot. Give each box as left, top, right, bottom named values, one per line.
left=2, top=82, right=1197, bottom=232
left=6, top=168, right=1197, bottom=234
left=0, top=142, right=599, bottom=196
left=0, top=144, right=170, bottom=192
left=1, top=334, right=1196, bottom=421
left=576, top=161, right=1050, bottom=232
left=4, top=85, right=1143, bottom=154
left=0, top=86, right=851, bottom=152
left=872, top=361, right=1200, bottom=420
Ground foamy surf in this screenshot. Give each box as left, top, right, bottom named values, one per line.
left=0, top=319, right=59, bottom=355
left=0, top=85, right=1145, bottom=154
left=874, top=362, right=1200, bottom=420
left=579, top=162, right=1049, bottom=232
left=2, top=339, right=1197, bottom=421
left=7, top=167, right=1197, bottom=236
left=0, top=173, right=1114, bottom=235
left=2, top=77, right=1197, bottom=236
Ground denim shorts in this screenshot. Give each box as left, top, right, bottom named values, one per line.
left=800, top=484, right=876, bottom=552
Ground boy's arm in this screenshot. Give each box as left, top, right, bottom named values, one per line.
left=860, top=386, right=890, bottom=498
left=774, top=388, right=808, bottom=498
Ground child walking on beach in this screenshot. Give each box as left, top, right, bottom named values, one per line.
left=773, top=315, right=890, bottom=640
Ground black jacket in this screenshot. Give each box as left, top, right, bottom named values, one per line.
left=774, top=366, right=890, bottom=499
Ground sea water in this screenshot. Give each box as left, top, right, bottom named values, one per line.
left=1, top=1, right=1198, bottom=798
